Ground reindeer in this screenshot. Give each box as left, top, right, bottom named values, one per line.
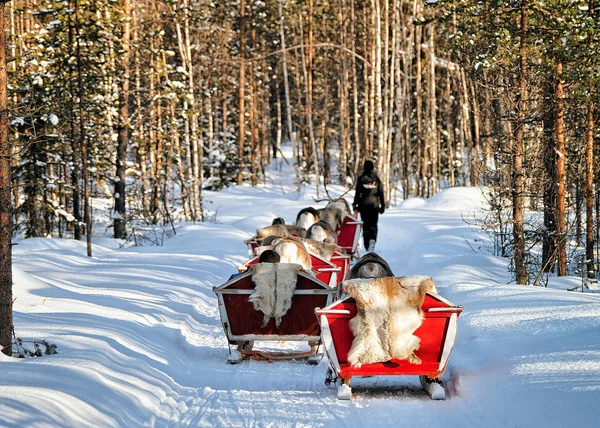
left=306, top=220, right=337, bottom=243
left=348, top=252, right=394, bottom=279
left=301, top=238, right=342, bottom=261
left=273, top=235, right=341, bottom=261
left=273, top=237, right=312, bottom=271
left=312, top=181, right=354, bottom=231
left=255, top=224, right=306, bottom=243
left=295, top=207, right=320, bottom=231
left=271, top=217, right=286, bottom=225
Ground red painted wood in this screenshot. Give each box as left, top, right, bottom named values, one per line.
left=337, top=215, right=360, bottom=255
left=330, top=254, right=350, bottom=281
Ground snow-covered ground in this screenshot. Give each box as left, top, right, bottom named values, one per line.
left=2, top=150, right=600, bottom=427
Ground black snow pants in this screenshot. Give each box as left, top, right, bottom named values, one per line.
left=359, top=206, right=379, bottom=249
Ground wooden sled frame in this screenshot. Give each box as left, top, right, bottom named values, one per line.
left=315, top=293, right=463, bottom=400
left=213, top=267, right=337, bottom=364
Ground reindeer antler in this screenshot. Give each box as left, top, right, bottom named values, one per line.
left=312, top=177, right=357, bottom=204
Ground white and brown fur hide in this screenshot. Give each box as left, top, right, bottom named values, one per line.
left=306, top=220, right=338, bottom=243
left=273, top=237, right=312, bottom=272
left=342, top=276, right=437, bottom=367
left=249, top=263, right=303, bottom=328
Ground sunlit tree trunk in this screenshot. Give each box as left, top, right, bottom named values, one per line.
left=278, top=0, right=299, bottom=184
left=555, top=58, right=567, bottom=277
left=114, top=0, right=131, bottom=239
left=237, top=0, right=246, bottom=185
left=0, top=0, right=14, bottom=356
left=585, top=0, right=595, bottom=278
left=512, top=1, right=528, bottom=284
left=299, top=12, right=319, bottom=197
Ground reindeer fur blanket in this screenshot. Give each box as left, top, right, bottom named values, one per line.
left=342, top=276, right=437, bottom=367
left=249, top=263, right=303, bottom=328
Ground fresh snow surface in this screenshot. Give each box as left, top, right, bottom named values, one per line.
left=3, top=146, right=600, bottom=427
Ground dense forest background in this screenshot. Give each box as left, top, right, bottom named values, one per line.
left=3, top=0, right=600, bottom=285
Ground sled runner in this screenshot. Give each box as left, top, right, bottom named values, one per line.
left=213, top=264, right=337, bottom=364
left=315, top=293, right=463, bottom=400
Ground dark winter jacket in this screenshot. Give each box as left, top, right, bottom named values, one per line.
left=353, top=170, right=385, bottom=213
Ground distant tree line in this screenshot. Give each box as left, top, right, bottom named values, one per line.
left=2, top=0, right=600, bottom=287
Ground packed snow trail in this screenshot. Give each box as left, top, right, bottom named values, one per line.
left=3, top=155, right=600, bottom=427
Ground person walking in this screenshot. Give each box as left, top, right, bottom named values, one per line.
left=352, top=160, right=385, bottom=252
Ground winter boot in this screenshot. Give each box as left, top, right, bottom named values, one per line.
left=368, top=239, right=376, bottom=252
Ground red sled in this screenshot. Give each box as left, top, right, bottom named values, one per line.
left=213, top=267, right=337, bottom=364
left=336, top=214, right=362, bottom=258
left=315, top=293, right=463, bottom=400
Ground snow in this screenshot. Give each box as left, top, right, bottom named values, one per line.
left=3, top=146, right=600, bottom=427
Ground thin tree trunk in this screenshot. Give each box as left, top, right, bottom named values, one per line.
left=415, top=20, right=423, bottom=196
left=75, top=0, right=92, bottom=257
left=555, top=58, right=567, bottom=276
left=513, top=1, right=528, bottom=284
left=350, top=0, right=361, bottom=177
left=237, top=0, right=246, bottom=185
left=114, top=0, right=131, bottom=239
left=67, top=4, right=82, bottom=240
left=444, top=68, right=455, bottom=187
left=0, top=1, right=14, bottom=356
left=469, top=77, right=481, bottom=186
left=278, top=0, right=298, bottom=184
left=339, top=0, right=349, bottom=180
left=299, top=13, right=320, bottom=197
left=542, top=94, right=556, bottom=273
left=586, top=0, right=595, bottom=278
left=249, top=25, right=258, bottom=186
left=373, top=0, right=384, bottom=191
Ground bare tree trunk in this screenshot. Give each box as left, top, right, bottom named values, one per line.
left=368, top=6, right=375, bottom=158
left=428, top=24, right=439, bottom=195
left=512, top=1, right=527, bottom=284
left=339, top=0, right=349, bottom=181
left=275, top=79, right=282, bottom=159
left=75, top=0, right=92, bottom=257
left=555, top=58, right=567, bottom=276
left=542, top=84, right=556, bottom=273
left=403, top=2, right=413, bottom=199
left=67, top=5, right=82, bottom=240
left=171, top=101, right=189, bottom=220
left=444, top=68, right=455, bottom=187
left=415, top=19, right=423, bottom=196
left=586, top=0, right=595, bottom=278
left=350, top=0, right=361, bottom=177
left=299, top=12, right=320, bottom=197
left=278, top=0, right=299, bottom=184
left=249, top=24, right=258, bottom=186
left=459, top=67, right=471, bottom=186
left=0, top=1, right=14, bottom=356
left=373, top=0, right=385, bottom=195
left=469, top=78, right=481, bottom=186
left=114, top=0, right=131, bottom=239
left=237, top=0, right=246, bottom=185
left=425, top=23, right=438, bottom=196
